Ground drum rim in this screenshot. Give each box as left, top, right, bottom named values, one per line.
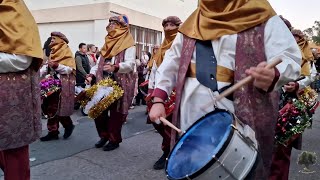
left=165, top=108, right=235, bottom=180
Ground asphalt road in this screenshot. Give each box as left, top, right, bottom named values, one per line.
left=0, top=104, right=319, bottom=179
left=29, top=106, right=153, bottom=167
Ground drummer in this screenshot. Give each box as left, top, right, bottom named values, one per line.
left=86, top=15, right=136, bottom=151
left=149, top=0, right=301, bottom=179
left=147, top=16, right=182, bottom=170
left=269, top=28, right=317, bottom=180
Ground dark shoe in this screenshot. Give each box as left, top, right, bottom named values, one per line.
left=63, top=125, right=75, bottom=139
left=95, top=138, right=108, bottom=148
left=40, top=133, right=59, bottom=141
left=153, top=153, right=168, bottom=170
left=103, top=142, right=119, bottom=151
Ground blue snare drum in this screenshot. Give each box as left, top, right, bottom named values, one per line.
left=165, top=109, right=258, bottom=180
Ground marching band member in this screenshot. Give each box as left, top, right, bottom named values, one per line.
left=149, top=0, right=301, bottom=178
left=40, top=32, right=76, bottom=141
left=269, top=28, right=317, bottom=180
left=0, top=0, right=43, bottom=179
left=87, top=15, right=136, bottom=151
left=147, top=16, right=182, bottom=170
left=146, top=46, right=160, bottom=79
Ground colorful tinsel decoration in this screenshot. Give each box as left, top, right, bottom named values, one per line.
left=40, top=76, right=62, bottom=99
left=80, top=78, right=124, bottom=119
left=275, top=86, right=319, bottom=146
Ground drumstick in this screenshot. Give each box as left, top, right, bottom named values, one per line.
left=202, top=59, right=282, bottom=110
left=159, top=117, right=183, bottom=134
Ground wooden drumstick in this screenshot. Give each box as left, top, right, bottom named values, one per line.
left=202, top=59, right=282, bottom=109
left=160, top=117, right=183, bottom=134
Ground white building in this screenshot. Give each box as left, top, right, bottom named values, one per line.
left=25, top=0, right=197, bottom=57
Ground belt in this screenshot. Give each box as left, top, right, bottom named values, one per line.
left=186, top=62, right=234, bottom=100
left=186, top=63, right=234, bottom=84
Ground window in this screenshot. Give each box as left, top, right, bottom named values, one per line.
left=130, top=25, right=162, bottom=58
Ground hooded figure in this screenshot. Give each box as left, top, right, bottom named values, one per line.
left=269, top=27, right=317, bottom=180
left=0, top=0, right=43, bottom=179
left=146, top=16, right=183, bottom=170
left=149, top=0, right=302, bottom=179
left=39, top=31, right=76, bottom=142
left=87, top=15, right=136, bottom=151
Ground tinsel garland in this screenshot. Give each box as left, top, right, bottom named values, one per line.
left=80, top=78, right=124, bottom=119
left=275, top=86, right=318, bottom=146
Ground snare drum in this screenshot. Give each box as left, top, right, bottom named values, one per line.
left=166, top=109, right=258, bottom=180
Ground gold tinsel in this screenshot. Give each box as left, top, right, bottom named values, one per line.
left=298, top=86, right=318, bottom=108
left=80, top=78, right=124, bottom=119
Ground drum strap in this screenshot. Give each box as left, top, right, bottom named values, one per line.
left=196, top=40, right=218, bottom=92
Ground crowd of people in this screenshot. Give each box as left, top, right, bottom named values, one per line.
left=1, top=0, right=320, bottom=180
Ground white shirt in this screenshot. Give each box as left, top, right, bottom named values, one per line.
left=0, top=52, right=32, bottom=73
left=298, top=63, right=317, bottom=89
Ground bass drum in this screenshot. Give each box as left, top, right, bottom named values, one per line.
left=166, top=109, right=258, bottom=180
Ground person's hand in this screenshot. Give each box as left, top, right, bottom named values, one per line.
left=48, top=60, right=58, bottom=69
left=86, top=77, right=92, bottom=85
left=103, top=62, right=115, bottom=73
left=149, top=97, right=166, bottom=124
left=284, top=82, right=298, bottom=92
left=245, top=62, right=275, bottom=92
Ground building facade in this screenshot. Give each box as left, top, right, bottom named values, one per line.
left=25, top=0, right=197, bottom=57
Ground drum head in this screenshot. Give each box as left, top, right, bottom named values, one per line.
left=166, top=109, right=234, bottom=180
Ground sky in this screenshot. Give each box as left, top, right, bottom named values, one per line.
left=268, top=0, right=319, bottom=30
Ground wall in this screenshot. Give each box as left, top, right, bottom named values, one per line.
left=109, top=0, right=197, bottom=21
left=24, top=0, right=110, bottom=10
left=25, top=0, right=197, bottom=21
left=38, top=21, right=96, bottom=53
left=25, top=0, right=198, bottom=52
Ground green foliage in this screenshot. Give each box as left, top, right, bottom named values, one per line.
left=304, top=21, right=320, bottom=45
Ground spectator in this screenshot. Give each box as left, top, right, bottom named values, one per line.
left=75, top=43, right=91, bottom=87
left=135, top=54, right=147, bottom=106
left=95, top=47, right=101, bottom=59
left=87, top=44, right=97, bottom=67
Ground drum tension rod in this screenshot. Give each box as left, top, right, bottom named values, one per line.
left=230, top=125, right=259, bottom=152
left=212, top=156, right=238, bottom=180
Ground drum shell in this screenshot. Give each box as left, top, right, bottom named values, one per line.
left=166, top=111, right=258, bottom=180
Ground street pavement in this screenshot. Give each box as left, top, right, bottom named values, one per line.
left=1, top=105, right=319, bottom=180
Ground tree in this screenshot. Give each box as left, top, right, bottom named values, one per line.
left=304, top=21, right=320, bottom=45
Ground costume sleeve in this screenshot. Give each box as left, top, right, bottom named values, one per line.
left=89, top=57, right=100, bottom=76
left=152, top=33, right=184, bottom=101
left=55, top=64, right=73, bottom=75
left=148, top=61, right=158, bottom=90
left=264, top=15, right=301, bottom=90
left=0, top=52, right=32, bottom=73
left=142, top=55, right=149, bottom=64
left=75, top=56, right=87, bottom=77
left=40, top=64, right=48, bottom=77
left=298, top=63, right=317, bottom=89
left=117, top=46, right=136, bottom=73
